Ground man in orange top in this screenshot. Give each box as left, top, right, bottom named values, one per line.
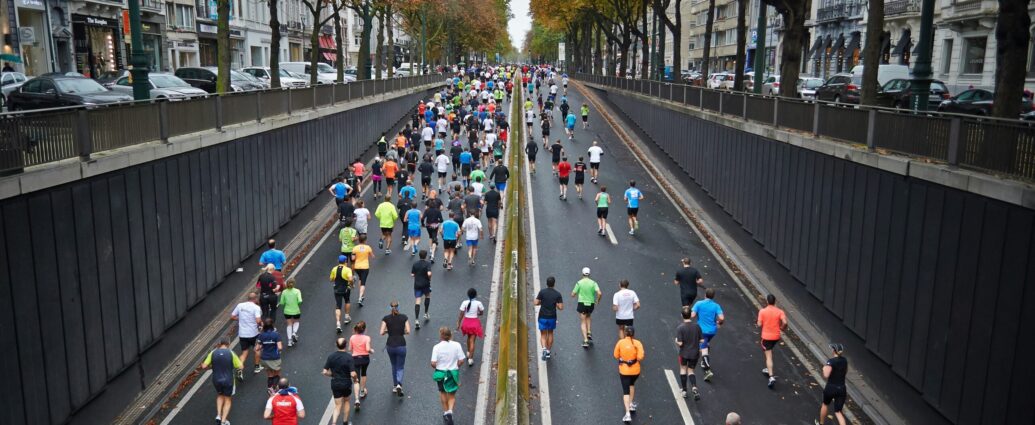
left=383, top=158, right=400, bottom=195
left=756, top=294, right=787, bottom=389
left=613, top=326, right=645, bottom=423
left=395, top=132, right=408, bottom=158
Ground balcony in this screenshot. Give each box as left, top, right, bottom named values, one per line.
left=815, top=1, right=864, bottom=23
left=141, top=0, right=164, bottom=12
left=885, top=0, right=921, bottom=16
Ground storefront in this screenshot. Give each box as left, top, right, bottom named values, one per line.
left=196, top=22, right=217, bottom=66
left=15, top=0, right=52, bottom=75
left=139, top=21, right=165, bottom=71
left=230, top=28, right=244, bottom=69
left=72, top=14, right=123, bottom=78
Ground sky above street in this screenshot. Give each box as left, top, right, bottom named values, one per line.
left=509, top=0, right=532, bottom=52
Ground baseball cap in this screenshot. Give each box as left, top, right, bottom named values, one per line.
left=338, top=255, right=347, bottom=263
left=582, top=267, right=591, bottom=275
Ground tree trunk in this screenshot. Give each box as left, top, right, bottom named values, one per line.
left=702, top=0, right=716, bottom=82
left=216, top=0, right=231, bottom=92
left=733, top=0, right=747, bottom=90
left=672, top=0, right=681, bottom=78
left=860, top=0, right=884, bottom=105
left=334, top=7, right=344, bottom=82
left=269, top=0, right=282, bottom=88
left=774, top=0, right=808, bottom=98
left=640, top=1, right=650, bottom=79
left=375, top=10, right=384, bottom=79
left=594, top=25, right=603, bottom=74
left=619, top=39, right=630, bottom=78
left=358, top=3, right=373, bottom=80
left=992, top=0, right=1032, bottom=118
left=582, top=22, right=592, bottom=73
left=386, top=4, right=394, bottom=78
left=308, top=10, right=321, bottom=85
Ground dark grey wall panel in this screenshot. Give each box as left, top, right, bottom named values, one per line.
left=605, top=90, right=1035, bottom=424
left=2, top=91, right=426, bottom=424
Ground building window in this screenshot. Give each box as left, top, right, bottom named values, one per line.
left=941, top=38, right=953, bottom=74
left=167, top=2, right=176, bottom=26
left=177, top=5, right=195, bottom=28
left=961, top=36, right=986, bottom=74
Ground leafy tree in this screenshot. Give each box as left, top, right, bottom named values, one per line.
left=860, top=0, right=883, bottom=105
left=761, top=0, right=810, bottom=98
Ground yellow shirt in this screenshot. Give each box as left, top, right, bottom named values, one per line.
left=352, top=244, right=373, bottom=270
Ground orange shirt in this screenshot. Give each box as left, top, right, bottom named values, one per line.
left=757, top=305, right=786, bottom=341
left=349, top=334, right=371, bottom=356
left=396, top=135, right=407, bottom=148
left=487, top=103, right=496, bottom=113
left=612, top=338, right=645, bottom=376
left=352, top=162, right=365, bottom=176
left=383, top=161, right=399, bottom=178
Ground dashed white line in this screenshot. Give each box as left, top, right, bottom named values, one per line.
left=664, top=369, right=696, bottom=425
left=604, top=223, right=618, bottom=245
left=524, top=105, right=552, bottom=425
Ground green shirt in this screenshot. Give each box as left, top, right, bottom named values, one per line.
left=470, top=169, right=486, bottom=183
left=339, top=227, right=357, bottom=253
left=596, top=193, right=610, bottom=208
left=279, top=288, right=303, bottom=315
left=572, top=278, right=600, bottom=305
left=581, top=105, right=590, bottom=116
left=375, top=202, right=399, bottom=228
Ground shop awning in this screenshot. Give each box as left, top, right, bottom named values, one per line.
left=845, top=32, right=861, bottom=53
left=323, top=51, right=337, bottom=61
left=318, top=34, right=335, bottom=50
left=892, top=31, right=910, bottom=56
left=832, top=33, right=845, bottom=53
left=807, top=39, right=823, bottom=60
left=881, top=32, right=890, bottom=53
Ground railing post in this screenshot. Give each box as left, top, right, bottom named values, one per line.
left=256, top=91, right=263, bottom=123
left=159, top=101, right=170, bottom=142
left=699, top=88, right=704, bottom=110
left=718, top=92, right=724, bottom=115
left=865, top=109, right=877, bottom=150
left=742, top=94, right=748, bottom=118
left=312, top=86, right=318, bottom=110
left=332, top=83, right=337, bottom=105
left=812, top=102, right=821, bottom=135
left=773, top=97, right=780, bottom=127
left=75, top=109, right=93, bottom=159
left=947, top=117, right=962, bottom=166
left=215, top=95, right=224, bottom=130
left=287, top=89, right=293, bottom=115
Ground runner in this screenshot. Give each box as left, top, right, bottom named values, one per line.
left=397, top=192, right=414, bottom=251
left=525, top=107, right=535, bottom=136
left=381, top=301, right=410, bottom=396
left=354, top=200, right=371, bottom=237
left=757, top=294, right=788, bottom=389
left=201, top=339, right=242, bottom=425
left=587, top=141, right=604, bottom=184
left=396, top=131, right=408, bottom=159
left=383, top=157, right=400, bottom=195
left=483, top=185, right=502, bottom=243
left=258, top=239, right=286, bottom=271
left=329, top=255, right=354, bottom=332
left=431, top=327, right=467, bottom=425
left=440, top=211, right=461, bottom=270
left=691, top=288, right=725, bottom=382
left=573, top=156, right=587, bottom=200
left=376, top=132, right=390, bottom=158
left=323, top=337, right=358, bottom=425
left=263, top=378, right=304, bottom=424
left=231, top=292, right=264, bottom=376
left=550, top=138, right=565, bottom=173
left=419, top=154, right=436, bottom=198
left=675, top=307, right=704, bottom=400
left=374, top=197, right=399, bottom=254
left=459, top=148, right=474, bottom=187
left=411, top=250, right=433, bottom=329
left=611, top=280, right=640, bottom=339
left=594, top=185, right=612, bottom=236
left=535, top=276, right=564, bottom=360
left=490, top=159, right=510, bottom=192
left=623, top=181, right=644, bottom=235
left=581, top=103, right=590, bottom=129
left=541, top=115, right=552, bottom=146
left=370, top=157, right=384, bottom=198
left=338, top=196, right=355, bottom=226
left=571, top=267, right=602, bottom=348
left=613, top=326, right=645, bottom=423
left=422, top=195, right=444, bottom=262
left=674, top=257, right=705, bottom=307
left=349, top=322, right=372, bottom=409
left=352, top=159, right=366, bottom=194
left=565, top=110, right=577, bottom=141
left=339, top=219, right=358, bottom=259
left=257, top=264, right=283, bottom=322
left=351, top=235, right=374, bottom=307
left=557, top=156, right=571, bottom=200
left=525, top=136, right=539, bottom=174
left=405, top=203, right=423, bottom=256
left=279, top=279, right=302, bottom=348
left=456, top=288, right=485, bottom=367
left=817, top=343, right=849, bottom=425
left=462, top=211, right=483, bottom=265
left=256, top=318, right=283, bottom=395
left=328, top=177, right=352, bottom=206
left=435, top=151, right=452, bottom=190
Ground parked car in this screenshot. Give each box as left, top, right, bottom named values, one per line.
left=96, top=69, right=129, bottom=88
left=876, top=78, right=951, bottom=109
left=1022, top=109, right=1035, bottom=121
left=850, top=64, right=910, bottom=88
left=6, top=75, right=133, bottom=110
left=1, top=71, right=30, bottom=108
left=761, top=75, right=782, bottom=95
left=280, top=62, right=343, bottom=84
left=815, top=73, right=862, bottom=104
left=239, top=71, right=270, bottom=89
left=174, top=67, right=265, bottom=93
left=109, top=73, right=208, bottom=100
left=707, top=73, right=733, bottom=89
left=797, top=77, right=825, bottom=100
left=936, top=88, right=1034, bottom=116
left=241, top=67, right=308, bottom=88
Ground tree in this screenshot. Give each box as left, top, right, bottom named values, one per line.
left=268, top=0, right=283, bottom=88
left=655, top=0, right=682, bottom=80
left=346, top=0, right=375, bottom=80
left=733, top=0, right=747, bottom=90
left=386, top=3, right=395, bottom=77
left=701, top=0, right=716, bottom=82
left=762, top=0, right=810, bottom=98
left=860, top=0, right=883, bottom=105
left=216, top=0, right=231, bottom=92
left=302, top=0, right=346, bottom=85
left=992, top=0, right=1032, bottom=119
left=375, top=5, right=385, bottom=78
left=334, top=5, right=344, bottom=81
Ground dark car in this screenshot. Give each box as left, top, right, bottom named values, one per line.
left=876, top=78, right=950, bottom=109
left=814, top=73, right=862, bottom=104
left=174, top=67, right=264, bottom=93
left=937, top=88, right=1034, bottom=116
left=95, top=69, right=130, bottom=88
left=5, top=75, right=133, bottom=111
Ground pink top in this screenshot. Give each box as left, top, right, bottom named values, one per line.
left=353, top=162, right=365, bottom=176
left=350, top=334, right=371, bottom=356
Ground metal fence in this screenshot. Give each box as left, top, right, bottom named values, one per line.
left=575, top=73, right=1035, bottom=181
left=0, top=74, right=441, bottom=175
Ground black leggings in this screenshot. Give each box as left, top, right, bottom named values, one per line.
left=353, top=355, right=370, bottom=376
left=355, top=269, right=370, bottom=286
left=372, top=177, right=383, bottom=193
left=619, top=374, right=639, bottom=395
left=260, top=293, right=278, bottom=320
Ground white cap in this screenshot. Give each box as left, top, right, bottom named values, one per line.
left=582, top=267, right=591, bottom=275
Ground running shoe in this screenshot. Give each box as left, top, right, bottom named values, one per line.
left=443, top=262, right=448, bottom=269
left=444, top=412, right=454, bottom=425
left=587, top=332, right=593, bottom=341
left=622, top=412, right=631, bottom=423
left=378, top=239, right=384, bottom=249
left=582, top=340, right=589, bottom=348
left=704, top=370, right=713, bottom=382
left=358, top=297, right=364, bottom=307
left=254, top=365, right=263, bottom=374
left=680, top=389, right=687, bottom=398
left=336, top=326, right=342, bottom=334
left=761, top=367, right=769, bottom=376
left=292, top=335, right=298, bottom=344
left=545, top=350, right=551, bottom=359
left=354, top=400, right=361, bottom=411
left=630, top=402, right=637, bottom=412
left=235, top=369, right=244, bottom=381
left=361, top=388, right=368, bottom=398
left=344, top=315, right=351, bottom=324
left=693, top=387, right=701, bottom=401
left=415, top=322, right=421, bottom=330
left=386, top=249, right=392, bottom=255
left=215, top=416, right=221, bottom=425
left=468, top=358, right=474, bottom=367
left=222, top=421, right=230, bottom=425
left=628, top=229, right=634, bottom=235
left=541, top=349, right=548, bottom=361
left=397, top=385, right=405, bottom=396
left=768, top=376, right=776, bottom=389
left=424, top=313, right=430, bottom=321
left=287, top=341, right=293, bottom=348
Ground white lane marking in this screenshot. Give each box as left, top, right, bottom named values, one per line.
left=605, top=223, right=618, bottom=245
left=319, top=397, right=338, bottom=425
left=524, top=106, right=552, bottom=425
left=160, top=369, right=211, bottom=425
left=664, top=369, right=696, bottom=425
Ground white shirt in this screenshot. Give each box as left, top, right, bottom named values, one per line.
left=525, top=110, right=535, bottom=122
left=470, top=181, right=485, bottom=195
left=481, top=90, right=490, bottom=100
left=613, top=289, right=639, bottom=320
left=562, top=77, right=569, bottom=85
left=482, top=118, right=494, bottom=131
left=435, top=154, right=451, bottom=172
left=354, top=208, right=371, bottom=225
left=469, top=88, right=478, bottom=98
left=587, top=146, right=604, bottom=163
left=459, top=299, right=485, bottom=318
left=485, top=132, right=497, bottom=147
left=232, top=302, right=263, bottom=338
left=437, top=118, right=449, bottom=132
left=462, top=216, right=482, bottom=240
left=550, top=84, right=558, bottom=94
left=421, top=126, right=434, bottom=141
left=431, top=340, right=467, bottom=371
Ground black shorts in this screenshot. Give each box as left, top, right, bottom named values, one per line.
left=355, top=269, right=369, bottom=286
left=576, top=302, right=595, bottom=315
left=239, top=336, right=257, bottom=351
left=679, top=356, right=699, bottom=369
left=284, top=313, right=301, bottom=319
left=597, top=207, right=609, bottom=219
left=486, top=209, right=499, bottom=219
left=444, top=239, right=458, bottom=249
left=422, top=176, right=432, bottom=186
left=331, top=382, right=353, bottom=399
left=542, top=129, right=550, bottom=137
left=214, top=379, right=235, bottom=397
left=527, top=154, right=537, bottom=162
left=680, top=293, right=697, bottom=307
left=574, top=175, right=585, bottom=185
left=582, top=115, right=588, bottom=122
left=761, top=338, right=780, bottom=351
left=438, top=171, right=447, bottom=178
left=353, top=355, right=370, bottom=376
left=823, top=385, right=848, bottom=412
left=381, top=227, right=393, bottom=237
left=590, top=162, right=600, bottom=170
left=334, top=291, right=351, bottom=309
left=461, top=164, right=472, bottom=177
left=627, top=207, right=639, bottom=217
left=386, top=177, right=396, bottom=186
left=616, top=318, right=633, bottom=327
left=559, top=176, right=569, bottom=185
left=620, top=374, right=639, bottom=395
left=426, top=227, right=440, bottom=244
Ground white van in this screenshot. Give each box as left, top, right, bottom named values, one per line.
left=279, top=62, right=355, bottom=83
left=850, top=64, right=910, bottom=87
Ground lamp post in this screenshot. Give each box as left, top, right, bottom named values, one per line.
left=910, top=0, right=935, bottom=110
left=753, top=3, right=767, bottom=94
left=127, top=0, right=151, bottom=100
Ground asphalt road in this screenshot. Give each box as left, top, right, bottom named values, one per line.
left=524, top=83, right=826, bottom=425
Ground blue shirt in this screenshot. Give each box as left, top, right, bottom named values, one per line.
left=400, top=185, right=417, bottom=200
left=424, top=109, right=434, bottom=122
left=487, top=81, right=495, bottom=90
left=442, top=219, right=460, bottom=240
left=406, top=209, right=422, bottom=230
left=624, top=188, right=643, bottom=208
left=259, top=249, right=286, bottom=270
left=479, top=110, right=488, bottom=120
left=333, top=182, right=350, bottom=199
left=565, top=114, right=576, bottom=128
left=460, top=152, right=473, bottom=164
left=257, top=330, right=281, bottom=360
left=692, top=299, right=724, bottom=335
left=434, top=138, right=444, bottom=151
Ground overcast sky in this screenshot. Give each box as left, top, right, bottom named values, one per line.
left=509, top=0, right=532, bottom=52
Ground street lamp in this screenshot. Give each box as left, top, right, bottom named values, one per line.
left=127, top=0, right=151, bottom=101
left=910, top=0, right=935, bottom=111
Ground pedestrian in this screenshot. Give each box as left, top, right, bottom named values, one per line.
left=550, top=139, right=564, bottom=175
left=557, top=156, right=571, bottom=200
left=613, top=326, right=645, bottom=423
left=264, top=377, right=305, bottom=424
left=440, top=211, right=462, bottom=270
left=535, top=276, right=564, bottom=360
left=675, top=306, right=704, bottom=400
left=571, top=267, right=602, bottom=348
left=489, top=158, right=509, bottom=191
left=461, top=211, right=483, bottom=265
left=279, top=279, right=303, bottom=347
left=384, top=157, right=400, bottom=194
left=525, top=136, right=539, bottom=175
left=565, top=111, right=577, bottom=141
left=674, top=257, right=705, bottom=308
left=256, top=318, right=284, bottom=395
left=435, top=151, right=452, bottom=190
left=339, top=218, right=358, bottom=259
left=351, top=235, right=374, bottom=307
left=371, top=157, right=384, bottom=198
left=257, top=264, right=283, bottom=322
left=231, top=292, right=264, bottom=376
left=816, top=343, right=849, bottom=425
left=338, top=196, right=356, bottom=226
left=352, top=159, right=365, bottom=194
left=323, top=337, right=358, bottom=425
left=594, top=185, right=612, bottom=236
left=330, top=255, right=354, bottom=332
left=456, top=288, right=485, bottom=367
left=483, top=185, right=502, bottom=243
left=329, top=177, right=352, bottom=206
left=581, top=103, right=590, bottom=129
left=202, top=339, right=242, bottom=425
left=412, top=250, right=433, bottom=329
left=259, top=239, right=286, bottom=271
left=691, top=288, right=724, bottom=381
left=431, top=327, right=467, bottom=425
left=757, top=294, right=788, bottom=389
left=349, top=321, right=372, bottom=409
left=572, top=156, right=587, bottom=199
left=405, top=202, right=423, bottom=256
left=612, top=279, right=640, bottom=339
left=587, top=141, right=604, bottom=184
left=623, top=180, right=644, bottom=235
left=381, top=300, right=411, bottom=396
left=375, top=197, right=399, bottom=255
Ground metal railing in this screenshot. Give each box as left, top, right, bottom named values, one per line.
left=0, top=74, right=441, bottom=175
left=575, top=73, right=1035, bottom=181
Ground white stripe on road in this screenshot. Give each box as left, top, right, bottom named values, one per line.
left=160, top=369, right=212, bottom=425
left=604, top=223, right=618, bottom=245
left=664, top=369, right=696, bottom=425
left=524, top=106, right=553, bottom=425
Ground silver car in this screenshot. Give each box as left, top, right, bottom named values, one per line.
left=110, top=73, right=208, bottom=100
left=2, top=71, right=30, bottom=108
